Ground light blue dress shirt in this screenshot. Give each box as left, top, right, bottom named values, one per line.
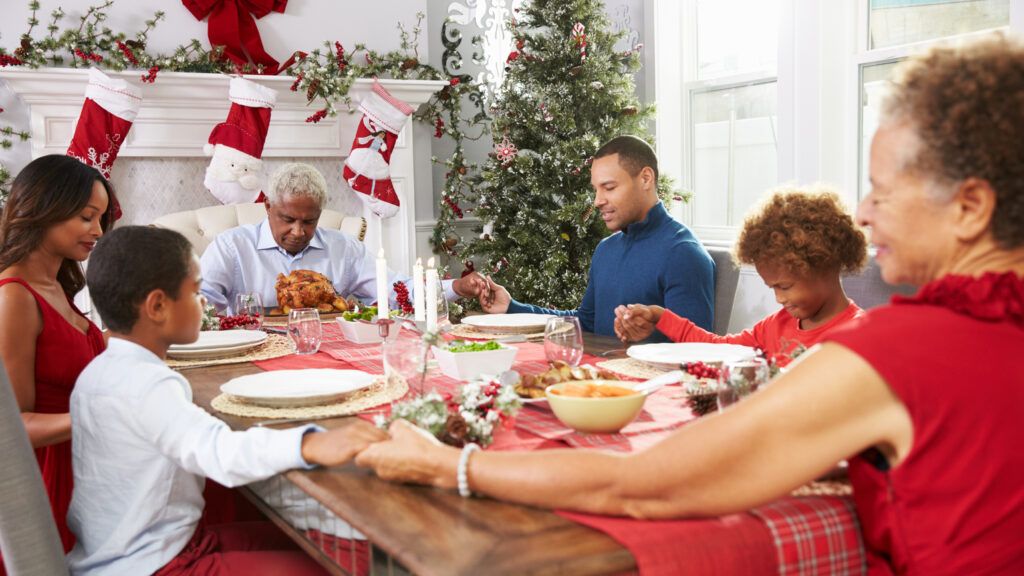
left=200, top=219, right=456, bottom=313
left=66, top=338, right=318, bottom=576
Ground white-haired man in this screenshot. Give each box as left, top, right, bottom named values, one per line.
left=201, top=163, right=486, bottom=313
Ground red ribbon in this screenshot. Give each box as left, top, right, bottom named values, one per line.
left=183, top=0, right=291, bottom=74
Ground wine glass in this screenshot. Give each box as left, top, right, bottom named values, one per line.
left=234, top=292, right=264, bottom=330
left=383, top=329, right=427, bottom=397
left=717, top=357, right=770, bottom=410
left=544, top=317, right=584, bottom=367
left=288, top=308, right=322, bottom=355
left=435, top=276, right=450, bottom=331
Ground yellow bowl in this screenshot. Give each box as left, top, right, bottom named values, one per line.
left=545, top=380, right=647, bottom=434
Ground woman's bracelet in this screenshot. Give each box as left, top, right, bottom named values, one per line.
left=457, top=443, right=481, bottom=498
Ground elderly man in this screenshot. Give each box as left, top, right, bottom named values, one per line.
left=480, top=136, right=714, bottom=341
left=201, top=163, right=485, bottom=313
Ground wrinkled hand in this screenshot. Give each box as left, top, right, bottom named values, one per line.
left=613, top=304, right=661, bottom=343
left=301, top=420, right=389, bottom=467
left=355, top=420, right=460, bottom=489
left=452, top=272, right=491, bottom=301
left=480, top=276, right=511, bottom=314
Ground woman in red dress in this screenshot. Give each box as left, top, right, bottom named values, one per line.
left=357, top=34, right=1024, bottom=574
left=0, top=155, right=113, bottom=555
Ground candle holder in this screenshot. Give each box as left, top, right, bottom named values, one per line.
left=375, top=317, right=396, bottom=341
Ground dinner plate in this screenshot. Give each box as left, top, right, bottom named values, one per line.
left=169, top=330, right=267, bottom=352
left=220, top=369, right=375, bottom=408
left=166, top=340, right=267, bottom=360
left=626, top=343, right=757, bottom=369
left=461, top=313, right=554, bottom=332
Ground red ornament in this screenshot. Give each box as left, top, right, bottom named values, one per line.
left=461, top=260, right=476, bottom=278
left=182, top=0, right=290, bottom=75
left=449, top=77, right=460, bottom=86
left=516, top=39, right=525, bottom=50
left=507, top=50, right=520, bottom=63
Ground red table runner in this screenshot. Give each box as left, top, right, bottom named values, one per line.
left=251, top=329, right=866, bottom=575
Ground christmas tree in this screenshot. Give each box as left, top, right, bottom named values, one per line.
left=458, top=0, right=670, bottom=309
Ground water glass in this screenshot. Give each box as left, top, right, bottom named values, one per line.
left=383, top=329, right=427, bottom=397
left=544, top=317, right=584, bottom=367
left=234, top=292, right=264, bottom=329
left=717, top=357, right=770, bottom=410
left=288, top=308, right=322, bottom=355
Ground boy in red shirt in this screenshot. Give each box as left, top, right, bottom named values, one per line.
left=615, top=187, right=867, bottom=367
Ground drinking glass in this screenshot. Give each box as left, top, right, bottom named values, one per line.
left=544, top=317, right=584, bottom=367
left=717, top=357, right=770, bottom=410
left=288, top=308, right=322, bottom=355
left=383, top=329, right=427, bottom=397
left=234, top=292, right=264, bottom=329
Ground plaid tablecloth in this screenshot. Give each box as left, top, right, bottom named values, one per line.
left=252, top=330, right=866, bottom=575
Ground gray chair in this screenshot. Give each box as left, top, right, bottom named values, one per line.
left=707, top=247, right=741, bottom=336
left=0, top=359, right=69, bottom=576
left=842, top=257, right=916, bottom=310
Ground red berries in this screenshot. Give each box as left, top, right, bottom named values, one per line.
left=218, top=314, right=260, bottom=330
left=684, top=361, right=720, bottom=380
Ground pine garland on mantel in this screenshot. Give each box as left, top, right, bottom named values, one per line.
left=0, top=0, right=488, bottom=246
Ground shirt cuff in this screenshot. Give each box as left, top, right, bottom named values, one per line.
left=442, top=279, right=459, bottom=302
left=506, top=299, right=531, bottom=314
left=283, top=424, right=326, bottom=471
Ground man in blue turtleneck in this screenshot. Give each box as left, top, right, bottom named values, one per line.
left=478, top=136, right=714, bottom=343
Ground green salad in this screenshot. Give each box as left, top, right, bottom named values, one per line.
left=341, top=307, right=403, bottom=322
left=447, top=341, right=503, bottom=353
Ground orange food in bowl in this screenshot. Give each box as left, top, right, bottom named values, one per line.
left=549, top=382, right=639, bottom=398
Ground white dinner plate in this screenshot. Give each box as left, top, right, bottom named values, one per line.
left=461, top=313, right=555, bottom=332
left=220, top=369, right=375, bottom=408
left=169, top=330, right=267, bottom=352
left=166, top=340, right=267, bottom=360
left=627, top=343, right=757, bottom=369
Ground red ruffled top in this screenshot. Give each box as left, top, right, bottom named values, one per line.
left=891, top=271, right=1024, bottom=328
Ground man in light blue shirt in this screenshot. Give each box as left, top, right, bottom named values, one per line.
left=201, top=162, right=487, bottom=313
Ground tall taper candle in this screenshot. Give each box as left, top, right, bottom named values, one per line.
left=412, top=257, right=425, bottom=321
left=425, top=257, right=438, bottom=332
left=376, top=248, right=389, bottom=320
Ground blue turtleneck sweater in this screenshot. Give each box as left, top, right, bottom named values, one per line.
left=507, top=202, right=715, bottom=342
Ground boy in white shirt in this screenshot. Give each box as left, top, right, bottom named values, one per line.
left=67, top=226, right=385, bottom=575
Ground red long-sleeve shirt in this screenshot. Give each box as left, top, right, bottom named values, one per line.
left=655, top=301, right=863, bottom=364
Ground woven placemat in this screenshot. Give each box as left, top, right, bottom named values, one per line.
left=210, top=373, right=408, bottom=419
left=263, top=312, right=344, bottom=327
left=449, top=323, right=546, bottom=341
left=595, top=358, right=682, bottom=380
left=167, top=334, right=294, bottom=369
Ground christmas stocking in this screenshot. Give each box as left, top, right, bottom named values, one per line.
left=203, top=77, right=276, bottom=204
left=67, top=68, right=142, bottom=220
left=343, top=80, right=414, bottom=218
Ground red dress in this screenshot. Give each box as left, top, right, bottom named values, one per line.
left=0, top=278, right=105, bottom=553
left=828, top=272, right=1024, bottom=575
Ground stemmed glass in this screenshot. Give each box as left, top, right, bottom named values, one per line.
left=382, top=328, right=427, bottom=397
left=717, top=357, right=770, bottom=410
left=234, top=292, right=264, bottom=329
left=288, top=308, right=322, bottom=355
left=544, top=317, right=584, bottom=367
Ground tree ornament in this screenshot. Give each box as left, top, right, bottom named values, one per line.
left=589, top=81, right=604, bottom=90
left=460, top=260, right=476, bottom=277
left=571, top=22, right=588, bottom=61
left=621, top=106, right=638, bottom=116
left=493, top=133, right=519, bottom=164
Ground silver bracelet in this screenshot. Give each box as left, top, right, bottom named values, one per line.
left=457, top=443, right=481, bottom=498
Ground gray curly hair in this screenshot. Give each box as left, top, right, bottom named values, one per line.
left=267, top=163, right=328, bottom=208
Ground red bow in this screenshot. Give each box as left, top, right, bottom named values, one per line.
left=183, top=0, right=289, bottom=74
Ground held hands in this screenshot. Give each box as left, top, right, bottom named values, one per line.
left=452, top=272, right=491, bottom=302
left=613, top=304, right=664, bottom=343
left=480, top=276, right=511, bottom=314
left=301, top=420, right=389, bottom=467
left=355, top=420, right=460, bottom=489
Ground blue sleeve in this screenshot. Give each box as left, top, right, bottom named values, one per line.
left=199, top=238, right=236, bottom=313
left=662, top=240, right=715, bottom=331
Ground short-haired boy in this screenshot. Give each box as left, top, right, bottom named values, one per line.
left=67, top=226, right=385, bottom=575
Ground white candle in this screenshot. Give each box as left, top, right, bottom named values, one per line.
left=375, top=248, right=389, bottom=320
left=412, top=257, right=425, bottom=321
left=425, top=257, right=438, bottom=332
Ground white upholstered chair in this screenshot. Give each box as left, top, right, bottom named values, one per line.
left=150, top=203, right=367, bottom=255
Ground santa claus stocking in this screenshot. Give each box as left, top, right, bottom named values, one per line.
left=203, top=77, right=276, bottom=204
left=343, top=80, right=414, bottom=218
left=67, top=68, right=142, bottom=220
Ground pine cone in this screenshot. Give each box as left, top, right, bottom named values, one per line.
left=400, top=57, right=419, bottom=70
left=621, top=106, right=639, bottom=116
left=686, top=392, right=718, bottom=417
left=441, top=413, right=470, bottom=447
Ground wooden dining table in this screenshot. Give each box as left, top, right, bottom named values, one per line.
left=181, top=333, right=637, bottom=576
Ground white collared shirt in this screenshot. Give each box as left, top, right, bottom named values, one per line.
left=67, top=338, right=317, bottom=576
left=199, top=219, right=456, bottom=313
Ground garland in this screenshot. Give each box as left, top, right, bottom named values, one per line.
left=0, top=0, right=488, bottom=259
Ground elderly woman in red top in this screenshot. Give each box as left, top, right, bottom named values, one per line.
left=0, top=155, right=112, bottom=554
left=357, top=33, right=1024, bottom=575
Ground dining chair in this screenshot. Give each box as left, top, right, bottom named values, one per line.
left=707, top=247, right=741, bottom=336
left=0, top=359, right=69, bottom=576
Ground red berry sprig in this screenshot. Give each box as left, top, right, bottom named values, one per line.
left=393, top=281, right=414, bottom=315
left=684, top=361, right=721, bottom=380
left=305, top=108, right=328, bottom=123
left=116, top=41, right=139, bottom=66
left=334, top=42, right=347, bottom=72
left=0, top=53, right=25, bottom=67
left=219, top=314, right=261, bottom=330
left=141, top=66, right=159, bottom=83
left=290, top=72, right=304, bottom=92
left=442, top=194, right=463, bottom=218
left=434, top=116, right=445, bottom=138
left=74, top=49, right=103, bottom=63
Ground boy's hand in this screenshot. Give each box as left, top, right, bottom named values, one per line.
left=614, top=304, right=663, bottom=342
left=301, top=420, right=388, bottom=467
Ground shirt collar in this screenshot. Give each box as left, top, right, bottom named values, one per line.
left=256, top=218, right=325, bottom=254
left=622, top=202, right=669, bottom=238
left=106, top=337, right=165, bottom=366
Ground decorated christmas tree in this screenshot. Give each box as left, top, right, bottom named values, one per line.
left=456, top=0, right=670, bottom=309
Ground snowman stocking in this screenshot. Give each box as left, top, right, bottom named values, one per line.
left=342, top=80, right=414, bottom=218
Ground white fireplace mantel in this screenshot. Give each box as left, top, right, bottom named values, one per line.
left=0, top=67, right=446, bottom=273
